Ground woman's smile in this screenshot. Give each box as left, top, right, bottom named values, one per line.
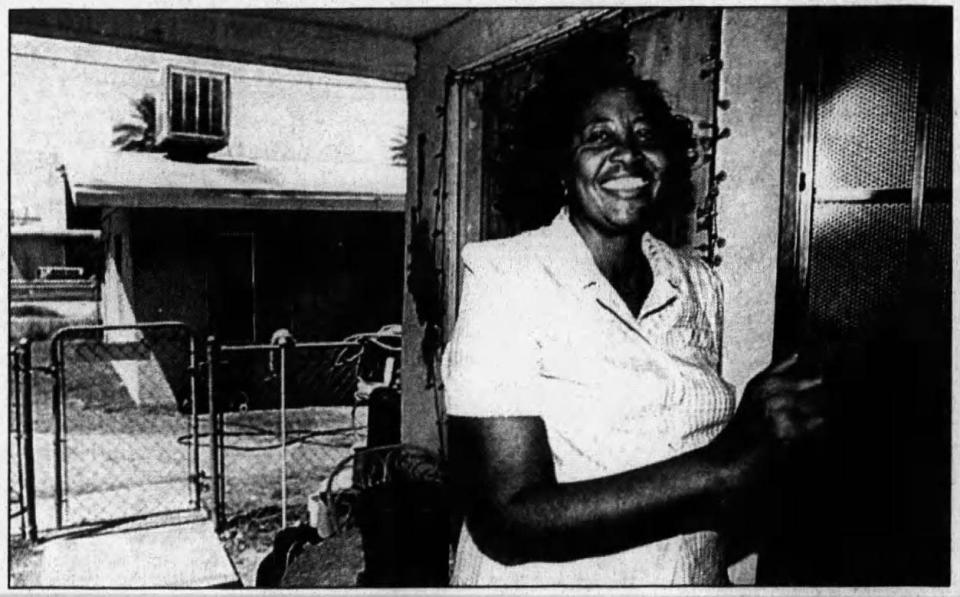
left=600, top=176, right=649, bottom=191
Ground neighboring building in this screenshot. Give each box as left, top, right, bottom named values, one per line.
left=62, top=150, right=404, bottom=344
left=10, top=34, right=407, bottom=344
left=10, top=148, right=101, bottom=311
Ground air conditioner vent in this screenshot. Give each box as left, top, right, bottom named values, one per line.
left=158, top=66, right=230, bottom=158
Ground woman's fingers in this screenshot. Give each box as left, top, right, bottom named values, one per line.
left=769, top=409, right=825, bottom=442
left=755, top=372, right=823, bottom=405
left=768, top=352, right=800, bottom=374
left=732, top=359, right=833, bottom=448
left=791, top=374, right=825, bottom=393
left=767, top=394, right=830, bottom=441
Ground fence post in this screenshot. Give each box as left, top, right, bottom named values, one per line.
left=50, top=336, right=65, bottom=530
left=188, top=333, right=201, bottom=510
left=11, top=346, right=24, bottom=540
left=278, top=335, right=292, bottom=529
left=206, top=335, right=223, bottom=532
left=19, top=339, right=39, bottom=543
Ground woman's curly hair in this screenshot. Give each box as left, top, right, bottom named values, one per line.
left=497, top=33, right=697, bottom=241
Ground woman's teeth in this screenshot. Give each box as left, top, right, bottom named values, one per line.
left=600, top=177, right=648, bottom=191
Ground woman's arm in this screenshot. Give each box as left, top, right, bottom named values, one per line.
left=449, top=416, right=749, bottom=565
left=449, top=355, right=824, bottom=566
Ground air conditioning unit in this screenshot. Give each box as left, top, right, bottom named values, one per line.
left=157, top=65, right=230, bottom=159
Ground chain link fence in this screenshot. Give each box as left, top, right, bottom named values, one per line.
left=213, top=339, right=368, bottom=530
left=9, top=324, right=399, bottom=546
left=47, top=324, right=202, bottom=527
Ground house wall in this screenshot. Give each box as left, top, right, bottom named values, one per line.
left=715, top=10, right=788, bottom=397
left=713, top=9, right=790, bottom=584
left=102, top=209, right=137, bottom=329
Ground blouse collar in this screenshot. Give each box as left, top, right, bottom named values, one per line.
left=539, top=207, right=683, bottom=325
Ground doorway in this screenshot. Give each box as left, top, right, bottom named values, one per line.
left=210, top=232, right=257, bottom=343
left=766, top=6, right=951, bottom=585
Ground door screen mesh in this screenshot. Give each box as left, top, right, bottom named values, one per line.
left=924, top=66, right=952, bottom=190
left=921, top=202, right=952, bottom=314
left=815, top=34, right=919, bottom=191
left=807, top=203, right=911, bottom=334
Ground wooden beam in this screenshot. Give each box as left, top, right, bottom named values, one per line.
left=10, top=9, right=417, bottom=82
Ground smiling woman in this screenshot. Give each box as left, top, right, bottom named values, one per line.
left=442, top=34, right=829, bottom=586
left=496, top=38, right=697, bottom=243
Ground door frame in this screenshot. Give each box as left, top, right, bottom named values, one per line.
left=772, top=8, right=819, bottom=359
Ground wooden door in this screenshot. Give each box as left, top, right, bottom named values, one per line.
left=766, top=7, right=950, bottom=585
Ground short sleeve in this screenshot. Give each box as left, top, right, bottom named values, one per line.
left=440, top=244, right=542, bottom=418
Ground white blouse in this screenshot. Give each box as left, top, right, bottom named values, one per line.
left=441, top=209, right=736, bottom=585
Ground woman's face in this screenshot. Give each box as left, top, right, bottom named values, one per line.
left=569, top=86, right=669, bottom=234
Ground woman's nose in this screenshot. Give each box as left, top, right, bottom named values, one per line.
left=609, top=141, right=639, bottom=165
left=610, top=140, right=651, bottom=171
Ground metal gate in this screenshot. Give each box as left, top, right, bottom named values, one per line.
left=47, top=322, right=204, bottom=528
left=207, top=334, right=367, bottom=531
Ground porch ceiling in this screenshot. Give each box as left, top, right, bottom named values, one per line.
left=9, top=8, right=472, bottom=82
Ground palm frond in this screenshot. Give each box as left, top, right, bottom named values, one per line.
left=112, top=93, right=158, bottom=152
left=389, top=131, right=407, bottom=168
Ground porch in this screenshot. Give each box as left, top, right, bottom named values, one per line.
left=9, top=5, right=952, bottom=589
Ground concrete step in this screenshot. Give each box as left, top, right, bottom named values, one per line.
left=36, top=514, right=240, bottom=588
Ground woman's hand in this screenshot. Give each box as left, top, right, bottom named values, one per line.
left=707, top=353, right=828, bottom=478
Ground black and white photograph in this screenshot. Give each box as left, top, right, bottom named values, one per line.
left=4, top=3, right=954, bottom=590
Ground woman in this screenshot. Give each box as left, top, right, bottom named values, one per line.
left=441, top=62, right=826, bottom=585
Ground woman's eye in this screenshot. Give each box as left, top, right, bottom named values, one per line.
left=583, top=129, right=613, bottom=144
left=633, top=129, right=659, bottom=148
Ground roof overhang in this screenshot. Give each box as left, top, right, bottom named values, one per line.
left=73, top=186, right=405, bottom=213
left=10, top=9, right=471, bottom=82
left=10, top=228, right=102, bottom=239
left=65, top=151, right=405, bottom=213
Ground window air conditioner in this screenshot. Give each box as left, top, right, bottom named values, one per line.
left=157, top=65, right=230, bottom=158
